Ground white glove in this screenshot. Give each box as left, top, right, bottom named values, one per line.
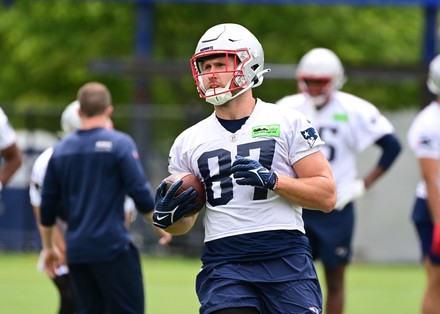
left=334, top=179, right=366, bottom=211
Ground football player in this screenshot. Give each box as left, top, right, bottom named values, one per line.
left=30, top=101, right=80, bottom=314
left=276, top=48, right=402, bottom=314
left=153, top=23, right=336, bottom=314
left=0, top=106, right=22, bottom=190
left=407, top=54, right=440, bottom=314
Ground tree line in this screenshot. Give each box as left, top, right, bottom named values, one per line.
left=0, top=1, right=429, bottom=132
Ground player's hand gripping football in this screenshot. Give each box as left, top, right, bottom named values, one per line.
left=153, top=180, right=199, bottom=229
left=230, top=157, right=278, bottom=190
left=432, top=224, right=440, bottom=257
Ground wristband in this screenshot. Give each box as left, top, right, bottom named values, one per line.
left=273, top=172, right=279, bottom=190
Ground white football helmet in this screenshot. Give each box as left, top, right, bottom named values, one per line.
left=190, top=23, right=270, bottom=106
left=60, top=100, right=81, bottom=136
left=296, top=48, right=346, bottom=107
left=427, top=54, right=440, bottom=95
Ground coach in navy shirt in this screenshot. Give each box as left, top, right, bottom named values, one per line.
left=40, top=82, right=170, bottom=314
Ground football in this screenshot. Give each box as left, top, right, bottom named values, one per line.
left=164, top=172, right=206, bottom=215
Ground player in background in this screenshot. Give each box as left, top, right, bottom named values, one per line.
left=153, top=23, right=336, bottom=314
left=0, top=107, right=22, bottom=191
left=276, top=48, right=402, bottom=314
left=407, top=54, right=440, bottom=314
left=30, top=101, right=80, bottom=314
left=40, top=82, right=171, bottom=314
left=29, top=101, right=139, bottom=314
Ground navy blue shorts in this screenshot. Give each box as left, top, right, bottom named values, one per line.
left=303, top=203, right=354, bottom=268
left=68, top=243, right=144, bottom=314
left=196, top=254, right=322, bottom=314
left=412, top=198, right=440, bottom=265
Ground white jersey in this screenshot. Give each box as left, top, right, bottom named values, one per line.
left=277, top=91, right=394, bottom=195
left=0, top=107, right=17, bottom=150
left=30, top=147, right=67, bottom=273
left=168, top=99, right=324, bottom=242
left=407, top=101, right=440, bottom=199
left=30, top=147, right=54, bottom=207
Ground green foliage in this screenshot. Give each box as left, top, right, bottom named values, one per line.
left=0, top=1, right=135, bottom=107
left=0, top=2, right=430, bottom=114
left=154, top=4, right=425, bottom=110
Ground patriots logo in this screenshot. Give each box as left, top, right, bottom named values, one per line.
left=300, top=127, right=318, bottom=148
left=419, top=136, right=432, bottom=147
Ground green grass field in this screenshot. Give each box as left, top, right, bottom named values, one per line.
left=0, top=253, right=425, bottom=314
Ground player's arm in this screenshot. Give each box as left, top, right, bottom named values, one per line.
left=32, top=204, right=65, bottom=253
left=39, top=218, right=63, bottom=279
left=419, top=157, right=440, bottom=255
left=142, top=211, right=173, bottom=244
left=419, top=157, right=440, bottom=224
left=40, top=225, right=63, bottom=279
left=278, top=151, right=336, bottom=212
left=0, top=143, right=22, bottom=186
left=364, top=133, right=401, bottom=189
left=32, top=204, right=67, bottom=266
left=231, top=151, right=336, bottom=212
left=230, top=152, right=336, bottom=212
left=157, top=214, right=199, bottom=236
left=335, top=133, right=401, bottom=210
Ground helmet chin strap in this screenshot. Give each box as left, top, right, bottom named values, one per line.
left=205, top=78, right=234, bottom=106
left=205, top=69, right=270, bottom=106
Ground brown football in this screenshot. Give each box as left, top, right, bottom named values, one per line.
left=164, top=172, right=206, bottom=215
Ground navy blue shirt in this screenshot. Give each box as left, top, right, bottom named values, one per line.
left=40, top=127, right=155, bottom=263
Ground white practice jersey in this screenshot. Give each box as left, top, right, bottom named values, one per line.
left=168, top=99, right=324, bottom=242
left=30, top=146, right=136, bottom=213
left=30, top=147, right=54, bottom=207
left=407, top=101, right=440, bottom=199
left=30, top=147, right=67, bottom=273
left=0, top=107, right=17, bottom=150
left=277, top=91, right=394, bottom=195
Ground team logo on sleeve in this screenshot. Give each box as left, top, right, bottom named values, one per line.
left=300, top=127, right=318, bottom=148
left=252, top=124, right=280, bottom=138
left=418, top=136, right=432, bottom=147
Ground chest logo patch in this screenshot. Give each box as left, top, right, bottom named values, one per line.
left=95, top=141, right=113, bottom=152
left=252, top=124, right=280, bottom=138
left=333, top=113, right=349, bottom=122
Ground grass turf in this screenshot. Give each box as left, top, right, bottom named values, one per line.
left=0, top=253, right=424, bottom=314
